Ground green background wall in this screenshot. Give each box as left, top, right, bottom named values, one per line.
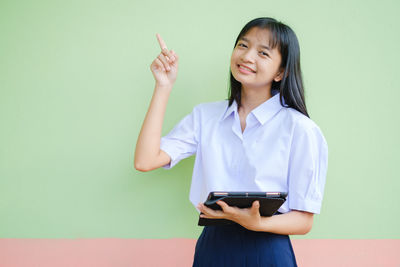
left=1, top=0, right=399, bottom=239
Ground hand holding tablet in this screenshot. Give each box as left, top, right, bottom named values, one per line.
left=198, top=191, right=287, bottom=226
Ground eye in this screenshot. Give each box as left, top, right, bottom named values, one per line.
left=238, top=43, right=247, bottom=48
left=260, top=51, right=269, bottom=57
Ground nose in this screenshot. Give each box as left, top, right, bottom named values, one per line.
left=240, top=49, right=256, bottom=63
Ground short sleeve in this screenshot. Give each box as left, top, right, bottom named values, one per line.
left=160, top=106, right=199, bottom=169
left=288, top=122, right=328, bottom=214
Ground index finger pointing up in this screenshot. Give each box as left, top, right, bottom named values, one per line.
left=156, top=33, right=168, bottom=50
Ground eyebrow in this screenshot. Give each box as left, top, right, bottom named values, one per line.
left=240, top=37, right=271, bottom=51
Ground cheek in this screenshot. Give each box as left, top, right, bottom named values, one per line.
left=230, top=55, right=238, bottom=71
left=231, top=49, right=241, bottom=62
left=258, top=62, right=274, bottom=74
left=231, top=50, right=243, bottom=68
left=230, top=53, right=236, bottom=65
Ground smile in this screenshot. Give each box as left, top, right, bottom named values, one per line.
left=238, top=64, right=256, bottom=74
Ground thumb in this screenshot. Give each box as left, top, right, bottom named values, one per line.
left=251, top=201, right=260, bottom=214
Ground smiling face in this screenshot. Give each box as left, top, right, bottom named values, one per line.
left=230, top=27, right=284, bottom=93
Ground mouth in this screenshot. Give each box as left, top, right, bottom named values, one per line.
left=237, top=64, right=256, bottom=73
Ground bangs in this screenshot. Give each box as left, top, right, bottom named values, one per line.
left=263, top=24, right=281, bottom=51
left=235, top=19, right=286, bottom=53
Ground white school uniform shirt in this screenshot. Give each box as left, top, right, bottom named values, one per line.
left=160, top=91, right=328, bottom=214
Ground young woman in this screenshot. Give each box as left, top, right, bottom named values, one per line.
left=135, top=17, right=328, bottom=267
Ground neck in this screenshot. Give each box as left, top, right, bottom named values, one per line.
left=239, top=84, right=272, bottom=113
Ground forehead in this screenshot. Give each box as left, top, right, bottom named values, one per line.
left=239, top=27, right=277, bottom=51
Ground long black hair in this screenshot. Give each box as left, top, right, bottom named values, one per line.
left=228, top=17, right=309, bottom=118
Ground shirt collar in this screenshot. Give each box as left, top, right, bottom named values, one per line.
left=222, top=100, right=238, bottom=121
left=251, top=92, right=284, bottom=125
left=222, top=92, right=284, bottom=125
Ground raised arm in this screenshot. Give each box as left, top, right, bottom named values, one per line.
left=134, top=34, right=179, bottom=172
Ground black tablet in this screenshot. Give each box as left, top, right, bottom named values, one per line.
left=198, top=191, right=287, bottom=226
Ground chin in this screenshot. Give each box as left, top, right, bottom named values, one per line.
left=231, top=70, right=243, bottom=83
left=232, top=74, right=251, bottom=85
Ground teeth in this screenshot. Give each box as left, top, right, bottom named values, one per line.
left=240, top=65, right=254, bottom=72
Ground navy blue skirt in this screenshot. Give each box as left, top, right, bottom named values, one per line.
left=192, top=221, right=297, bottom=267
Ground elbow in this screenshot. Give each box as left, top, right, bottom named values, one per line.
left=292, top=211, right=314, bottom=235
left=299, top=214, right=314, bottom=235
left=134, top=159, right=152, bottom=172
left=301, top=222, right=313, bottom=235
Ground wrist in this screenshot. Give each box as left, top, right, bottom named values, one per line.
left=155, top=83, right=173, bottom=91
left=236, top=216, right=264, bottom=232
left=251, top=216, right=270, bottom=232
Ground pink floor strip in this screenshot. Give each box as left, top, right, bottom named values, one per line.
left=0, top=239, right=399, bottom=267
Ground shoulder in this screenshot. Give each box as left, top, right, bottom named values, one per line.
left=282, top=107, right=328, bottom=147
left=283, top=108, right=319, bottom=130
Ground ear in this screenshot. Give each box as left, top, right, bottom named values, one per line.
left=274, top=68, right=285, bottom=82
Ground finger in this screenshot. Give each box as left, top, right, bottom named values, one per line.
left=156, top=33, right=168, bottom=50
left=170, top=50, right=176, bottom=59
left=252, top=200, right=260, bottom=208
left=154, top=58, right=166, bottom=72
left=200, top=203, right=224, bottom=218
left=251, top=201, right=260, bottom=214
left=155, top=34, right=174, bottom=63
left=171, top=50, right=179, bottom=65
left=157, top=53, right=171, bottom=71
left=197, top=203, right=205, bottom=213
left=197, top=203, right=207, bottom=213
left=200, top=210, right=224, bottom=218
left=161, top=48, right=175, bottom=63
left=200, top=203, right=214, bottom=214
left=171, top=50, right=178, bottom=59
left=216, top=201, right=237, bottom=217
left=216, top=201, right=230, bottom=212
